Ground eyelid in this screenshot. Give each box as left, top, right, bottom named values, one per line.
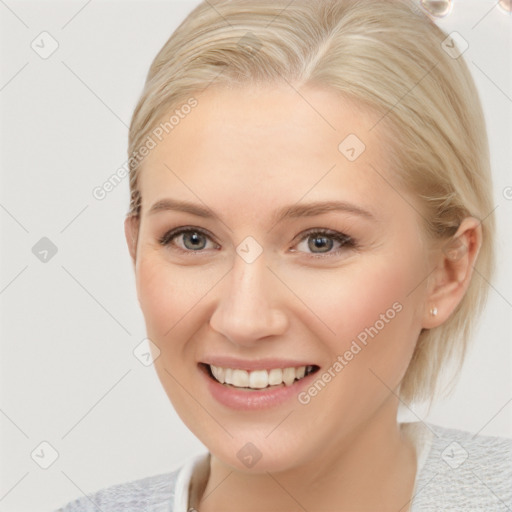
left=291, top=228, right=355, bottom=258
left=158, top=226, right=220, bottom=252
left=159, top=226, right=356, bottom=257
left=293, top=227, right=352, bottom=244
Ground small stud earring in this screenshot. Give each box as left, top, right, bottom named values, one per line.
left=430, top=307, right=438, bottom=316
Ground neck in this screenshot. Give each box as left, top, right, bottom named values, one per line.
left=195, top=398, right=417, bottom=512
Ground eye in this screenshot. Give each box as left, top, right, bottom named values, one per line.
left=158, top=226, right=356, bottom=258
left=292, top=229, right=355, bottom=257
left=158, top=227, right=218, bottom=253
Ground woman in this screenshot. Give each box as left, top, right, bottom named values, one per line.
left=57, top=0, right=511, bottom=510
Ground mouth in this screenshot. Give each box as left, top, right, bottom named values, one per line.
left=199, top=362, right=320, bottom=391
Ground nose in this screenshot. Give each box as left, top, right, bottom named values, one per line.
left=209, top=255, right=289, bottom=346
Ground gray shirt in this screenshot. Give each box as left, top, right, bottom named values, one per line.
left=55, top=422, right=512, bottom=511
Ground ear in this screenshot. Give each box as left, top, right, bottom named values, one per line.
left=124, top=215, right=140, bottom=267
left=422, top=217, right=482, bottom=329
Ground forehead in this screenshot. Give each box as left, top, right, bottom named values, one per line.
left=138, top=84, right=395, bottom=217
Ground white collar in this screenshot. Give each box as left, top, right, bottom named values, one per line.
left=172, top=452, right=209, bottom=512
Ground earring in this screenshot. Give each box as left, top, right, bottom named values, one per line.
left=430, top=306, right=438, bottom=316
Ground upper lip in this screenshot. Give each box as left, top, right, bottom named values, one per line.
left=201, top=357, right=318, bottom=371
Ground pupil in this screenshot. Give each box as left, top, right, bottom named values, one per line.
left=308, top=235, right=333, bottom=253
left=184, top=232, right=206, bottom=250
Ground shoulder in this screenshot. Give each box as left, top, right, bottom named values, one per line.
left=54, top=469, right=180, bottom=512
left=413, top=422, right=512, bottom=511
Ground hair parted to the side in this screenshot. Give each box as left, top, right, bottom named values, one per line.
left=126, top=0, right=495, bottom=405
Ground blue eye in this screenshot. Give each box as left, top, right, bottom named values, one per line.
left=158, top=227, right=218, bottom=253
left=158, top=226, right=356, bottom=258
left=294, top=229, right=355, bottom=257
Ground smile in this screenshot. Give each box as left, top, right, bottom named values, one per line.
left=206, top=363, right=319, bottom=390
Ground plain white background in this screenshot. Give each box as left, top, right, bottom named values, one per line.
left=0, top=1, right=510, bottom=510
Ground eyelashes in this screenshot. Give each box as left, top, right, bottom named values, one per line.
left=292, top=229, right=355, bottom=256
left=158, top=226, right=357, bottom=258
left=158, top=226, right=218, bottom=252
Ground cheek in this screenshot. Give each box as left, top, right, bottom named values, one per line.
left=136, top=256, right=183, bottom=337
left=283, top=254, right=423, bottom=384
left=289, top=259, right=422, bottom=432
left=285, top=257, right=417, bottom=336
left=135, top=252, right=206, bottom=401
left=135, top=248, right=228, bottom=342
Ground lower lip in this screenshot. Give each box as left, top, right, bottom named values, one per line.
left=200, top=365, right=318, bottom=411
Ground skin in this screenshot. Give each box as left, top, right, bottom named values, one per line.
left=124, top=84, right=481, bottom=511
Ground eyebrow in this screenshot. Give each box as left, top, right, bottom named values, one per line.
left=147, top=198, right=376, bottom=223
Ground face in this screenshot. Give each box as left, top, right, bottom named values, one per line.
left=126, top=84, right=432, bottom=473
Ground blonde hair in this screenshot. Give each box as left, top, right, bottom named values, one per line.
left=127, top=0, right=495, bottom=404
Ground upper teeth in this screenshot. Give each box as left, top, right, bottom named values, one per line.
left=210, top=365, right=309, bottom=389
